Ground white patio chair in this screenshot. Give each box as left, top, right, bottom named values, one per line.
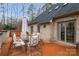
left=36, top=33, right=44, bottom=45
left=36, top=33, right=40, bottom=41
left=28, top=35, right=39, bottom=47
left=27, top=33, right=42, bottom=56
left=12, top=33, right=25, bottom=52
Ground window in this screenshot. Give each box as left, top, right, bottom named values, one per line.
left=31, top=26, right=33, bottom=34
left=60, top=23, right=65, bottom=41
left=66, top=21, right=75, bottom=43
left=58, top=20, right=75, bottom=43
left=38, top=25, right=40, bottom=33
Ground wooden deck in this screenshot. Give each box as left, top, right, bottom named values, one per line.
left=0, top=37, right=79, bottom=56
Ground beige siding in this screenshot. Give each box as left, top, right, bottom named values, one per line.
left=40, top=23, right=53, bottom=42
left=28, top=26, right=31, bottom=33
left=28, top=24, right=38, bottom=34
left=76, top=15, right=79, bottom=44
left=33, top=24, right=38, bottom=32
left=28, top=15, right=79, bottom=45
left=29, top=23, right=53, bottom=43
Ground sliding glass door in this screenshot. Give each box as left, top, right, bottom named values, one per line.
left=61, top=23, right=65, bottom=41
left=58, top=20, right=75, bottom=43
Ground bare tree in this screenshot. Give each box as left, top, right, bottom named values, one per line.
left=27, top=4, right=36, bottom=21
left=42, top=3, right=53, bottom=11
left=0, top=3, right=5, bottom=24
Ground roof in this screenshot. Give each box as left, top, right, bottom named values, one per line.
left=53, top=3, right=79, bottom=18
left=35, top=4, right=59, bottom=23
left=35, top=3, right=79, bottom=24
left=28, top=20, right=38, bottom=25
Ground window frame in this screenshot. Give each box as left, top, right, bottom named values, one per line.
left=57, top=19, right=76, bottom=44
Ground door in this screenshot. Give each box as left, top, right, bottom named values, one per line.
left=38, top=25, right=40, bottom=33
left=58, top=20, right=75, bottom=43
left=31, top=26, right=33, bottom=34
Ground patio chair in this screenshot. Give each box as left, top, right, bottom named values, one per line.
left=12, top=33, right=25, bottom=52
left=36, top=33, right=44, bottom=45
left=27, top=33, right=42, bottom=56
left=31, top=32, right=40, bottom=42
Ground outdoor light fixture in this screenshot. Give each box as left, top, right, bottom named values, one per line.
left=50, top=19, right=54, bottom=24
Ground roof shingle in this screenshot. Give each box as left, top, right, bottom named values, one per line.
left=35, top=3, right=79, bottom=24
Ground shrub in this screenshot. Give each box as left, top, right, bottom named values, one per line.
left=3, top=24, right=16, bottom=30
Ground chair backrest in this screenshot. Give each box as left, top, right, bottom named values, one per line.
left=32, top=32, right=37, bottom=36
left=29, top=35, right=39, bottom=46
left=36, top=33, right=40, bottom=41
left=13, top=33, right=17, bottom=44
left=21, top=32, right=28, bottom=40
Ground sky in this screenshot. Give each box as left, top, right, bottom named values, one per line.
left=0, top=3, right=44, bottom=20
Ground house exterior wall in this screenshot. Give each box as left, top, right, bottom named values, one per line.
left=75, top=15, right=79, bottom=44
left=28, top=26, right=31, bottom=33
left=33, top=24, right=38, bottom=32
left=28, top=24, right=38, bottom=34
left=40, top=23, right=53, bottom=42
left=28, top=15, right=79, bottom=45
left=28, top=23, right=53, bottom=43
left=53, top=15, right=79, bottom=45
